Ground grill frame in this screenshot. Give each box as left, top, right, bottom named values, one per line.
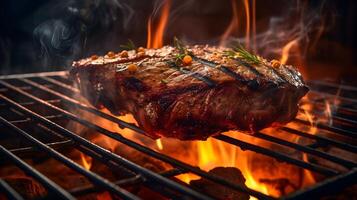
left=0, top=71, right=355, bottom=200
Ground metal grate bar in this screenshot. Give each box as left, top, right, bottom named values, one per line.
left=299, top=108, right=357, bottom=126
left=0, top=115, right=140, bottom=200
left=9, top=139, right=74, bottom=154
left=0, top=99, right=62, bottom=107
left=309, top=90, right=357, bottom=104
left=70, top=175, right=143, bottom=197
left=6, top=114, right=63, bottom=124
left=301, top=98, right=357, bottom=116
left=0, top=145, right=75, bottom=200
left=284, top=168, right=357, bottom=199
left=253, top=132, right=356, bottom=168
left=75, top=144, right=136, bottom=177
left=36, top=75, right=357, bottom=154
left=0, top=71, right=68, bottom=80
left=70, top=169, right=184, bottom=197
left=19, top=78, right=346, bottom=174
left=307, top=80, right=357, bottom=92
left=280, top=127, right=357, bottom=153
left=0, top=80, right=273, bottom=200
left=0, top=90, right=216, bottom=200
left=40, top=76, right=80, bottom=93
left=0, top=71, right=356, bottom=199
left=22, top=77, right=344, bottom=175
left=22, top=78, right=147, bottom=135
left=213, top=135, right=338, bottom=176
left=0, top=179, right=25, bottom=200
left=294, top=118, right=357, bottom=138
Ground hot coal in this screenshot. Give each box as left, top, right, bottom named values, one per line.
left=190, top=167, right=249, bottom=200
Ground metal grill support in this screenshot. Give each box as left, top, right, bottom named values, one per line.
left=0, top=71, right=356, bottom=200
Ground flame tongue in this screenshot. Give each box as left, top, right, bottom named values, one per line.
left=147, top=0, right=171, bottom=49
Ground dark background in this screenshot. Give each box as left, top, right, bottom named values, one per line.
left=0, top=0, right=356, bottom=82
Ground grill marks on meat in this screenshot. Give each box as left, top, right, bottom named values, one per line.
left=71, top=45, right=308, bottom=140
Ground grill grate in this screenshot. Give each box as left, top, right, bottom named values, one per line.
left=0, top=71, right=356, bottom=200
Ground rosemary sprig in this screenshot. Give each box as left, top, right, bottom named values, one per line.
left=173, top=37, right=190, bottom=65
left=224, top=44, right=261, bottom=65
left=120, top=39, right=136, bottom=50
left=173, top=37, right=188, bottom=54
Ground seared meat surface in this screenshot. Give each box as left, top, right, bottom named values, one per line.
left=71, top=45, right=308, bottom=140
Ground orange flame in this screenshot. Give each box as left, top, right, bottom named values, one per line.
left=243, top=0, right=251, bottom=48
left=220, top=0, right=253, bottom=49
left=80, top=153, right=92, bottom=171
left=298, top=93, right=339, bottom=187
left=147, top=0, right=171, bottom=48
left=220, top=0, right=239, bottom=46
left=252, top=0, right=256, bottom=51
left=156, top=139, right=164, bottom=150
left=280, top=39, right=299, bottom=64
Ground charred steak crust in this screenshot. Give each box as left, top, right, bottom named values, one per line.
left=71, top=45, right=308, bottom=140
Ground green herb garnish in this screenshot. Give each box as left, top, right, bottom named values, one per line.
left=120, top=39, right=136, bottom=50
left=173, top=37, right=188, bottom=54
left=173, top=37, right=190, bottom=65
left=224, top=44, right=261, bottom=65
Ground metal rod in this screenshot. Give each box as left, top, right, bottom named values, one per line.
left=299, top=107, right=357, bottom=126
left=0, top=145, right=75, bottom=200
left=21, top=78, right=147, bottom=136
left=9, top=139, right=74, bottom=154
left=20, top=80, right=354, bottom=172
left=37, top=74, right=357, bottom=154
left=294, top=118, right=357, bottom=138
left=70, top=175, right=143, bottom=196
left=213, top=134, right=338, bottom=176
left=7, top=114, right=63, bottom=124
left=301, top=98, right=357, bottom=115
left=13, top=79, right=341, bottom=180
left=21, top=75, right=345, bottom=194
left=75, top=144, right=136, bottom=177
left=1, top=70, right=356, bottom=199
left=0, top=92, right=215, bottom=200
left=0, top=179, right=25, bottom=200
left=284, top=168, right=357, bottom=200
left=42, top=73, right=356, bottom=142
left=0, top=71, right=68, bottom=80
left=253, top=132, right=356, bottom=169
left=40, top=76, right=80, bottom=93
left=0, top=99, right=61, bottom=107
left=0, top=80, right=273, bottom=200
left=70, top=168, right=183, bottom=197
left=280, top=127, right=357, bottom=153
left=0, top=116, right=140, bottom=200
left=307, top=80, right=357, bottom=92
left=309, top=90, right=357, bottom=104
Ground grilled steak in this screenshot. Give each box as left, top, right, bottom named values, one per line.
left=70, top=45, right=308, bottom=140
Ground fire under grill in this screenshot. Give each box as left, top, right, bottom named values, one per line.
left=0, top=71, right=356, bottom=200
